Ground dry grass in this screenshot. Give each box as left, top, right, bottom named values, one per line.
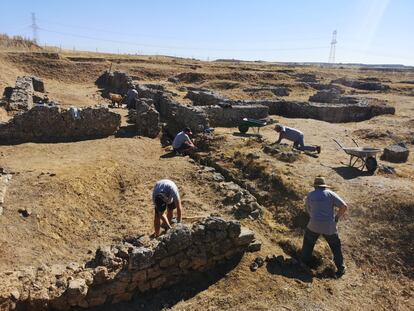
left=0, top=33, right=41, bottom=52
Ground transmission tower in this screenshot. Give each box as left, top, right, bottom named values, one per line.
left=31, top=12, right=39, bottom=43
left=328, top=30, right=337, bottom=64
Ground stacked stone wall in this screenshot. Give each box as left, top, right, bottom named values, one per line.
left=0, top=106, right=121, bottom=144
left=0, top=217, right=258, bottom=310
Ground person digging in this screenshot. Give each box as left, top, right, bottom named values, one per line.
left=274, top=124, right=321, bottom=153
left=172, top=127, right=196, bottom=155
left=300, top=176, right=348, bottom=278
left=152, top=179, right=183, bottom=237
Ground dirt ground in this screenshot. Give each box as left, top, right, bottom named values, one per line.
left=0, top=51, right=413, bottom=310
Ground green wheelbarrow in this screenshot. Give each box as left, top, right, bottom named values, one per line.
left=238, top=118, right=267, bottom=134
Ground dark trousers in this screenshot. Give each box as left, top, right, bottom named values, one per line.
left=301, top=228, right=344, bottom=270
left=293, top=135, right=317, bottom=152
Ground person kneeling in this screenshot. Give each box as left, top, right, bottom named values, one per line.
left=152, top=179, right=183, bottom=237
left=172, top=127, right=195, bottom=155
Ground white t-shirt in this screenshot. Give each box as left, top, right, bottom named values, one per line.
left=172, top=131, right=191, bottom=149
left=152, top=179, right=180, bottom=204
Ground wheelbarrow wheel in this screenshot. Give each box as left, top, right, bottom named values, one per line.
left=366, top=156, right=378, bottom=174
left=238, top=124, right=249, bottom=134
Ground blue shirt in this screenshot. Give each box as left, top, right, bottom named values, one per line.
left=305, top=188, right=346, bottom=235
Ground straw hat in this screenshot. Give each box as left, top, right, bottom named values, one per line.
left=313, top=176, right=330, bottom=188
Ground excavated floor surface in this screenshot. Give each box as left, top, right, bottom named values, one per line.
left=0, top=51, right=413, bottom=310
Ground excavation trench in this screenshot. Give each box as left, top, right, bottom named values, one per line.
left=190, top=148, right=309, bottom=230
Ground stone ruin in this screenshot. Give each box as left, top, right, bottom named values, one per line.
left=135, top=85, right=210, bottom=136
left=182, top=87, right=394, bottom=125
left=0, top=168, right=12, bottom=216
left=133, top=99, right=161, bottom=139
left=95, top=71, right=271, bottom=137
left=183, top=90, right=269, bottom=127
left=0, top=106, right=121, bottom=144
left=3, top=76, right=45, bottom=111
left=381, top=143, right=410, bottom=163
left=243, top=86, right=290, bottom=97
left=309, top=89, right=342, bottom=103
left=95, top=71, right=132, bottom=95
left=0, top=217, right=259, bottom=310
left=331, top=77, right=390, bottom=91
left=185, top=90, right=229, bottom=106
left=95, top=70, right=396, bottom=136
left=244, top=98, right=395, bottom=123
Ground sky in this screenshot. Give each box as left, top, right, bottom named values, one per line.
left=0, top=0, right=413, bottom=65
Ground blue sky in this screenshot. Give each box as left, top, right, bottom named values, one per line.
left=1, top=0, right=413, bottom=65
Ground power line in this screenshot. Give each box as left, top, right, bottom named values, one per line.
left=37, top=17, right=328, bottom=45
left=39, top=27, right=329, bottom=52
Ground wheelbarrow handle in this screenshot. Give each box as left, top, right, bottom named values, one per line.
left=352, top=138, right=359, bottom=147
left=332, top=138, right=344, bottom=150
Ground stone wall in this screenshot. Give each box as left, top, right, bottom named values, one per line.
left=0, top=169, right=12, bottom=216
left=331, top=78, right=390, bottom=91
left=0, top=106, right=121, bottom=144
left=185, top=90, right=229, bottom=106
left=245, top=99, right=395, bottom=123
left=0, top=217, right=259, bottom=310
left=4, top=76, right=46, bottom=112
left=7, top=76, right=34, bottom=111
left=243, top=86, right=289, bottom=96
left=203, top=105, right=269, bottom=127
left=136, top=86, right=210, bottom=136
left=96, top=71, right=132, bottom=95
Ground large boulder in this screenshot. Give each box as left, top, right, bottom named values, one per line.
left=381, top=144, right=410, bottom=163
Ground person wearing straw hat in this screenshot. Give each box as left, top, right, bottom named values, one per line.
left=274, top=124, right=321, bottom=153
left=152, top=179, right=183, bottom=237
left=300, top=176, right=348, bottom=278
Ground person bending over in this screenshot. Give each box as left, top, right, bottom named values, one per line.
left=152, top=179, right=182, bottom=237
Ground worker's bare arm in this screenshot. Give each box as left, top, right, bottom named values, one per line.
left=275, top=134, right=283, bottom=144
left=335, top=204, right=348, bottom=222
left=160, top=213, right=172, bottom=229
left=176, top=199, right=182, bottom=223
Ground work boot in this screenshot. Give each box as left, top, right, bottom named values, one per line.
left=316, top=146, right=321, bottom=154
left=335, top=266, right=346, bottom=278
